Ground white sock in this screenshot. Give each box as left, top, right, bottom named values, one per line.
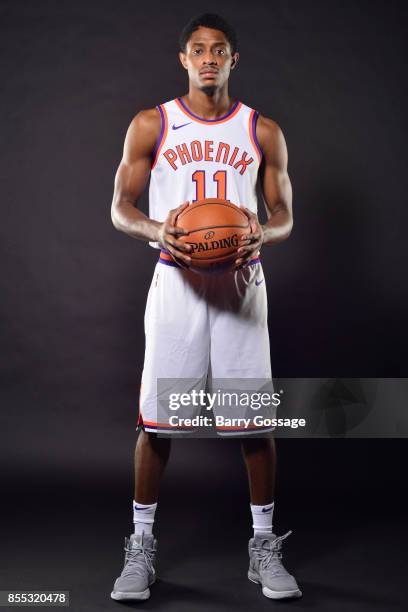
left=133, top=500, right=157, bottom=535
left=250, top=501, right=274, bottom=535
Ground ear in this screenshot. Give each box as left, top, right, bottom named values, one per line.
left=179, top=51, right=188, bottom=70
left=230, top=52, right=240, bottom=70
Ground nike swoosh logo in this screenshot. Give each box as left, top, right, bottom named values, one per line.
left=172, top=122, right=192, bottom=130
left=262, top=506, right=273, bottom=513
left=134, top=506, right=150, bottom=511
left=255, top=279, right=264, bottom=286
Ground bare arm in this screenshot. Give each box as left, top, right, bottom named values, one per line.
left=257, top=116, right=293, bottom=244
left=111, top=109, right=192, bottom=265
left=111, top=108, right=162, bottom=242
left=235, top=116, right=293, bottom=267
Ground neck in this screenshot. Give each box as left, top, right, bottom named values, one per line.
left=182, top=85, right=234, bottom=120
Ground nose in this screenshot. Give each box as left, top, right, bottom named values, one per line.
left=201, top=51, right=217, bottom=65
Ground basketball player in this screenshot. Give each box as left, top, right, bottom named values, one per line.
left=110, top=13, right=301, bottom=602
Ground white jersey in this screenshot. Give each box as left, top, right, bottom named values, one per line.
left=148, top=97, right=263, bottom=249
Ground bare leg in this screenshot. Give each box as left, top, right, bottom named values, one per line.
left=134, top=430, right=171, bottom=503
left=240, top=435, right=276, bottom=505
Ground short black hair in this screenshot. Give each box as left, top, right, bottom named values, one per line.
left=179, top=13, right=238, bottom=55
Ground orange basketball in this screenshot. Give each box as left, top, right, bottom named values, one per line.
left=176, top=198, right=250, bottom=269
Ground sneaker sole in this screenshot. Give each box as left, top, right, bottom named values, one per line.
left=248, top=572, right=302, bottom=600
left=110, top=588, right=150, bottom=601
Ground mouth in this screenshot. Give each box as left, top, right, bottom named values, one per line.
left=200, top=70, right=218, bottom=79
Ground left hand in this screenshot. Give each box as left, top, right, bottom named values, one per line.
left=235, top=207, right=264, bottom=269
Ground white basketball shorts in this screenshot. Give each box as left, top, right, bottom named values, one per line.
left=137, top=249, right=276, bottom=436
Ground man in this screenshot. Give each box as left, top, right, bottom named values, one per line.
left=110, top=12, right=301, bottom=602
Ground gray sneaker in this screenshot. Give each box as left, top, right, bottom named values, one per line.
left=111, top=532, right=157, bottom=601
left=248, top=530, right=302, bottom=599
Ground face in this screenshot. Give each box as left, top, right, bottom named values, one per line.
left=179, top=26, right=239, bottom=91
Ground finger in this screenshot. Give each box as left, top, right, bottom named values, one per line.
left=239, top=233, right=261, bottom=247
left=169, top=202, right=191, bottom=235
left=166, top=225, right=190, bottom=237
left=242, top=207, right=259, bottom=233
left=173, top=258, right=190, bottom=270
left=167, top=246, right=191, bottom=267
left=239, top=205, right=252, bottom=220
left=243, top=206, right=256, bottom=218
left=237, top=246, right=259, bottom=259
left=246, top=232, right=262, bottom=241
left=235, top=255, right=250, bottom=266
left=171, top=201, right=189, bottom=213
left=171, top=258, right=189, bottom=270
left=166, top=239, right=192, bottom=259
left=168, top=201, right=190, bottom=225
left=241, top=207, right=259, bottom=237
left=174, top=239, right=192, bottom=253
left=177, top=200, right=190, bottom=211
left=237, top=247, right=252, bottom=256
left=235, top=259, right=248, bottom=270
left=176, top=225, right=191, bottom=236
left=174, top=201, right=191, bottom=224
left=166, top=236, right=192, bottom=253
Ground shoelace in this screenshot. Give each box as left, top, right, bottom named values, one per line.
left=122, top=537, right=155, bottom=577
left=252, top=530, right=292, bottom=574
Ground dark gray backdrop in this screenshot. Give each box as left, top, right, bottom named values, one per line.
left=1, top=1, right=407, bottom=610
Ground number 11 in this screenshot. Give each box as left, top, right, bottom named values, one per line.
left=192, top=170, right=227, bottom=201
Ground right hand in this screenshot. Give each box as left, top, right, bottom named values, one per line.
left=157, top=201, right=192, bottom=268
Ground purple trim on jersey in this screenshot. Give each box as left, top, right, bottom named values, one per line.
left=159, top=253, right=261, bottom=270
left=159, top=257, right=179, bottom=268
left=252, top=111, right=263, bottom=162
left=144, top=425, right=194, bottom=432
left=177, top=97, right=240, bottom=123
left=143, top=422, right=273, bottom=433
left=152, top=105, right=165, bottom=158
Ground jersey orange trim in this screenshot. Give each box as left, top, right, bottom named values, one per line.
left=175, top=98, right=242, bottom=125
left=142, top=420, right=194, bottom=429
left=249, top=109, right=262, bottom=164
left=159, top=251, right=260, bottom=263
left=151, top=104, right=168, bottom=169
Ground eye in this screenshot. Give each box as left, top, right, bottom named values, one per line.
left=192, top=49, right=202, bottom=55
left=216, top=49, right=225, bottom=55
